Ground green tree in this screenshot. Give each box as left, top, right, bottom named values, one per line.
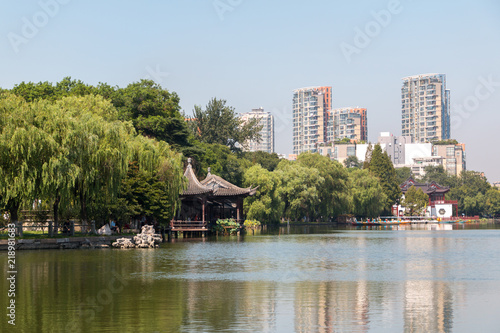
left=485, top=188, right=500, bottom=217
left=447, top=170, right=491, bottom=215
left=402, top=185, right=429, bottom=216
left=277, top=160, right=324, bottom=221
left=297, top=152, right=349, bottom=219
left=11, top=77, right=96, bottom=102
left=363, top=143, right=373, bottom=169
left=190, top=98, right=262, bottom=151
left=191, top=142, right=250, bottom=187
left=111, top=80, right=191, bottom=149
left=243, top=164, right=285, bottom=223
left=420, top=165, right=456, bottom=187
left=243, top=151, right=281, bottom=171
left=344, top=155, right=362, bottom=169
left=347, top=169, right=387, bottom=218
left=395, top=167, right=413, bottom=185
left=0, top=94, right=58, bottom=223
left=368, top=144, right=401, bottom=213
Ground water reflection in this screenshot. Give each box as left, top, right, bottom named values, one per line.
left=2, top=226, right=500, bottom=332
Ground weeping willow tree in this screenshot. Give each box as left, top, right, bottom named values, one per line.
left=53, top=96, right=132, bottom=226
left=121, top=135, right=186, bottom=225
left=0, top=94, right=59, bottom=223
left=0, top=92, right=185, bottom=229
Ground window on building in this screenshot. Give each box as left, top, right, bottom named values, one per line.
left=347, top=146, right=355, bottom=156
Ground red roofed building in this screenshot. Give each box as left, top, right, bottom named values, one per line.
left=397, top=177, right=458, bottom=218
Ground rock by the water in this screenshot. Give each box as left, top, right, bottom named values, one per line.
left=112, top=225, right=162, bottom=249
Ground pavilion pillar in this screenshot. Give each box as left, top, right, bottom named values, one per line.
left=202, top=197, right=206, bottom=222
left=236, top=197, right=241, bottom=221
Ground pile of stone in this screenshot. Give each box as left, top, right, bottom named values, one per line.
left=112, top=225, right=162, bottom=249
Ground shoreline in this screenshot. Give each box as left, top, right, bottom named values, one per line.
left=0, top=235, right=134, bottom=251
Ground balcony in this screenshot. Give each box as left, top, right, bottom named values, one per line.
left=430, top=199, right=458, bottom=206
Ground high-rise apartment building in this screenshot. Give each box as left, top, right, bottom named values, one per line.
left=401, top=73, right=450, bottom=143
left=292, top=86, right=332, bottom=155
left=328, top=107, right=367, bottom=142
left=432, top=143, right=466, bottom=176
left=240, top=107, right=274, bottom=153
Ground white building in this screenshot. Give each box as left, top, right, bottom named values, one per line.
left=240, top=107, right=274, bottom=154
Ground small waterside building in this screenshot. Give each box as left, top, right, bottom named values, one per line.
left=171, top=158, right=257, bottom=233
left=397, top=177, right=458, bottom=218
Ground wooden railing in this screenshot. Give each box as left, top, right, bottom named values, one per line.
left=429, top=199, right=458, bottom=205
left=170, top=220, right=208, bottom=230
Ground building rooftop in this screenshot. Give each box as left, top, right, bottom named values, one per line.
left=201, top=170, right=257, bottom=197
left=181, top=158, right=213, bottom=196
left=400, top=177, right=450, bottom=195
left=401, top=73, right=445, bottom=80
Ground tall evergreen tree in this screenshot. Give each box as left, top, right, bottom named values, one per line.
left=189, top=98, right=262, bottom=152
left=368, top=144, right=401, bottom=214
left=363, top=143, right=373, bottom=169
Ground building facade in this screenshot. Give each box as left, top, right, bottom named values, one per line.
left=330, top=107, right=367, bottom=142
left=401, top=73, right=451, bottom=143
left=292, top=86, right=332, bottom=155
left=240, top=107, right=274, bottom=153
left=432, top=143, right=466, bottom=176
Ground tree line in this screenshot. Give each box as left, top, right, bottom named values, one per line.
left=1, top=78, right=498, bottom=228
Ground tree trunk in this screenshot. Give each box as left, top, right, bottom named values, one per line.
left=79, top=190, right=88, bottom=229
left=53, top=195, right=60, bottom=232
left=8, top=199, right=20, bottom=224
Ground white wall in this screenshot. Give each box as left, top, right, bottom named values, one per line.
left=405, top=143, right=432, bottom=164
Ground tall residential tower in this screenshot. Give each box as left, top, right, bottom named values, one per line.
left=401, top=73, right=450, bottom=143
left=292, top=86, right=332, bottom=155
left=328, top=107, right=368, bottom=143
left=240, top=107, right=274, bottom=153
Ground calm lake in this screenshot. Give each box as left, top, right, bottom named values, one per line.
left=3, top=223, right=500, bottom=332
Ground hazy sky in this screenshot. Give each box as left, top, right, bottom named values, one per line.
left=1, top=0, right=499, bottom=181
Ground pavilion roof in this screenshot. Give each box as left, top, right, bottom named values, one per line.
left=400, top=177, right=449, bottom=195
left=201, top=168, right=257, bottom=197
left=181, top=159, right=213, bottom=196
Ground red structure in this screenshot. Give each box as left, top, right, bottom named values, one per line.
left=399, top=177, right=458, bottom=217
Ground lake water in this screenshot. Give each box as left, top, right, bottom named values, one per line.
left=2, top=224, right=500, bottom=332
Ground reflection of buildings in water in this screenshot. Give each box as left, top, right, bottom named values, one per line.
left=403, top=236, right=455, bottom=332
left=293, top=281, right=370, bottom=333
left=404, top=281, right=453, bottom=332
left=183, top=280, right=277, bottom=332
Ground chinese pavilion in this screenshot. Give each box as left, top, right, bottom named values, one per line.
left=398, top=177, right=458, bottom=218
left=171, top=158, right=257, bottom=234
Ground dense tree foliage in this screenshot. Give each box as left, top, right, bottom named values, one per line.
left=344, top=155, right=362, bottom=169
left=276, top=160, right=324, bottom=221
left=189, top=98, right=262, bottom=151
left=0, top=91, right=185, bottom=228
left=368, top=144, right=401, bottom=213
left=347, top=169, right=387, bottom=218
left=402, top=185, right=429, bottom=216
left=243, top=151, right=281, bottom=171
left=243, top=164, right=285, bottom=223
left=11, top=77, right=191, bottom=150
left=395, top=167, right=413, bottom=185
left=297, top=153, right=349, bottom=219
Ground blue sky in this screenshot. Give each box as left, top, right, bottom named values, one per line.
left=1, top=0, right=499, bottom=181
